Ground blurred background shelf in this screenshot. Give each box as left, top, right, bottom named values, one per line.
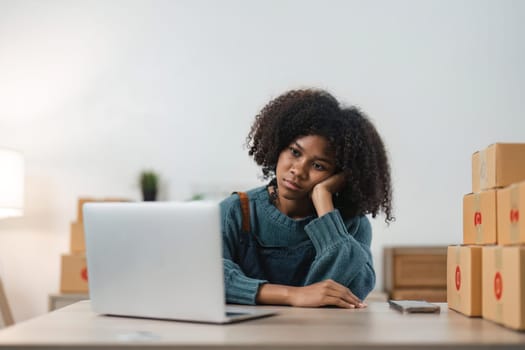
left=49, top=293, right=89, bottom=312
left=383, top=246, right=447, bottom=302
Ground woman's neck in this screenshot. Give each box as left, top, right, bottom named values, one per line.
left=268, top=186, right=315, bottom=219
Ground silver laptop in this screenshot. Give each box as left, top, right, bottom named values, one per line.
left=83, top=201, right=276, bottom=324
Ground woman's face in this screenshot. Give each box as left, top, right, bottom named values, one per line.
left=275, top=135, right=337, bottom=201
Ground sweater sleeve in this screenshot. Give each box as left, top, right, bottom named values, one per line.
left=220, top=196, right=267, bottom=305
left=303, top=210, right=376, bottom=300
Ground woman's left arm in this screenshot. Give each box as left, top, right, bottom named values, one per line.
left=303, top=212, right=376, bottom=301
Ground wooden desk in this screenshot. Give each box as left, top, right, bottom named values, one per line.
left=0, top=301, right=524, bottom=349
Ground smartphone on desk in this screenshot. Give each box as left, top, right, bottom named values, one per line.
left=388, top=300, right=440, bottom=314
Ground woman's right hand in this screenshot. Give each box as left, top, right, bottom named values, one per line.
left=288, top=279, right=366, bottom=309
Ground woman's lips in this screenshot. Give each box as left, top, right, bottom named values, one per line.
left=283, top=179, right=301, bottom=191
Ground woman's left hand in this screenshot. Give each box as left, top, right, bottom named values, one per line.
left=312, top=172, right=347, bottom=195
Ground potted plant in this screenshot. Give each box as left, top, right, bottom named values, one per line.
left=139, top=170, right=159, bottom=201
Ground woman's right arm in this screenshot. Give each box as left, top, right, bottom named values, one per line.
left=256, top=281, right=364, bottom=308
left=222, top=258, right=267, bottom=305
left=221, top=197, right=267, bottom=305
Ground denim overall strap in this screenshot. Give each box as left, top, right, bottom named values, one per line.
left=233, top=192, right=316, bottom=286
left=232, top=192, right=267, bottom=281
left=237, top=192, right=250, bottom=234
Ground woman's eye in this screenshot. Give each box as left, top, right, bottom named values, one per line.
left=313, top=163, right=325, bottom=171
left=290, top=147, right=300, bottom=157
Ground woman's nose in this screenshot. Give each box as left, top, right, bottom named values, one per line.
left=291, top=160, right=307, bottom=178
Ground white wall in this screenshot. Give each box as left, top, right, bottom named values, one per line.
left=1, top=0, right=524, bottom=322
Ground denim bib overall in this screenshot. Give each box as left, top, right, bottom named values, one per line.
left=234, top=192, right=316, bottom=286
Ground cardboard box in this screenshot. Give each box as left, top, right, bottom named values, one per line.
left=70, top=221, right=85, bottom=254
left=482, top=246, right=525, bottom=330
left=472, top=143, right=525, bottom=193
left=463, top=190, right=497, bottom=245
left=77, top=197, right=129, bottom=222
left=497, top=181, right=525, bottom=246
left=447, top=245, right=482, bottom=317
left=482, top=246, right=504, bottom=325
left=60, top=254, right=89, bottom=293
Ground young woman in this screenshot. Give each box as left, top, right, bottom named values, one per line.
left=220, top=89, right=393, bottom=309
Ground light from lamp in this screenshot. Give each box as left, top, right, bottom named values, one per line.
left=0, top=148, right=24, bottom=219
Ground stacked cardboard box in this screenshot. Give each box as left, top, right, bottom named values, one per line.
left=447, top=143, right=525, bottom=331
left=59, top=197, right=128, bottom=293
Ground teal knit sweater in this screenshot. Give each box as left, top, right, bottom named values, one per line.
left=220, top=185, right=376, bottom=305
